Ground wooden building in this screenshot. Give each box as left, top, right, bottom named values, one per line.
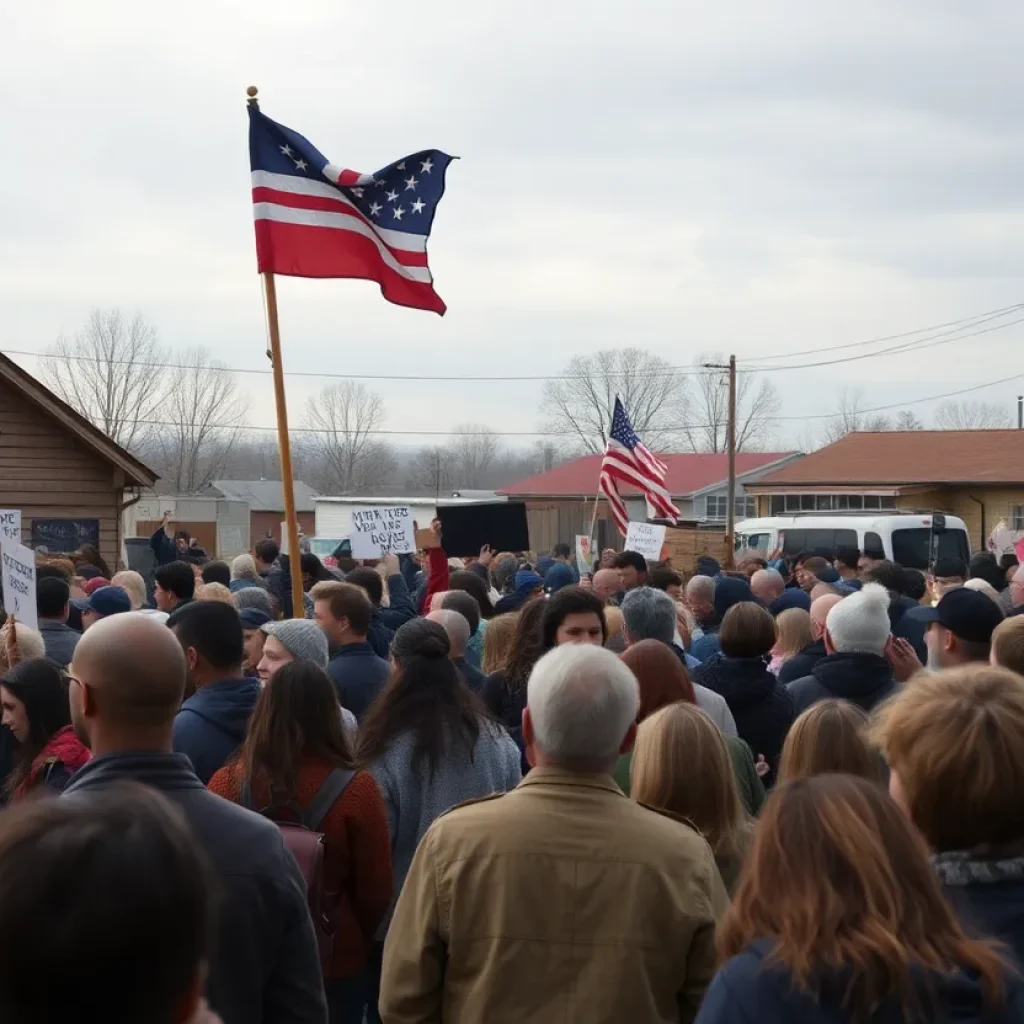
left=0, top=352, right=158, bottom=570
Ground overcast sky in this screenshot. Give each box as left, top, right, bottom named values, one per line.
left=4, top=0, right=1024, bottom=451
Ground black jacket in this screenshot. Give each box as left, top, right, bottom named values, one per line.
left=481, top=671, right=528, bottom=773
left=777, top=638, right=827, bottom=686
left=453, top=655, right=486, bottom=694
left=696, top=938, right=1024, bottom=1023
left=787, top=651, right=897, bottom=715
left=150, top=526, right=207, bottom=566
left=172, top=678, right=260, bottom=784
left=64, top=752, right=327, bottom=1024
left=693, top=655, right=794, bottom=785
left=937, top=850, right=1024, bottom=965
left=326, top=642, right=390, bottom=721
left=890, top=593, right=928, bottom=662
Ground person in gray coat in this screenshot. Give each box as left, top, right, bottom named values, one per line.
left=357, top=618, right=521, bottom=1021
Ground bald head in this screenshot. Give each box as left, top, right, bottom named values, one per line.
left=426, top=609, right=470, bottom=657
left=809, top=594, right=844, bottom=639
left=592, top=569, right=620, bottom=604
left=72, top=613, right=187, bottom=729
left=750, top=568, right=784, bottom=605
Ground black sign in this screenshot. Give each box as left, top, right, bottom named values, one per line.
left=30, top=518, right=100, bottom=554
left=436, top=503, right=530, bottom=557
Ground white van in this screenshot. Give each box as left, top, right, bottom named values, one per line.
left=734, top=512, right=971, bottom=570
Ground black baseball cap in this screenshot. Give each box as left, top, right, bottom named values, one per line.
left=906, top=587, right=1003, bottom=644
left=931, top=557, right=968, bottom=580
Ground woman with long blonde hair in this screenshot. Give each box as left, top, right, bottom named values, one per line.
left=777, top=699, right=886, bottom=785
left=631, top=702, right=753, bottom=894
left=696, top=775, right=1023, bottom=1022
left=768, top=607, right=812, bottom=676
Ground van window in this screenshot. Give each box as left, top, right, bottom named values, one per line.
left=892, top=528, right=970, bottom=570
left=781, top=530, right=806, bottom=555
left=834, top=529, right=858, bottom=550
left=742, top=533, right=770, bottom=551
left=864, top=532, right=884, bottom=558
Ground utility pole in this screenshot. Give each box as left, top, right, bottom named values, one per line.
left=702, top=355, right=738, bottom=568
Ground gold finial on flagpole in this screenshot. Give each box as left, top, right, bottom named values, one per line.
left=246, top=85, right=259, bottom=107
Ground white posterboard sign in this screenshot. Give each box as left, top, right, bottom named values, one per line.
left=350, top=506, right=415, bottom=559
left=575, top=535, right=594, bottom=576
left=1, top=539, right=37, bottom=631
left=0, top=510, right=21, bottom=546
left=624, top=521, right=666, bottom=563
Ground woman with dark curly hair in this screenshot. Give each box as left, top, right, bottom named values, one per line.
left=480, top=598, right=547, bottom=760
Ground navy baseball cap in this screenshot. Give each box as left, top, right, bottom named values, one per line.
left=238, top=608, right=272, bottom=629
left=74, top=586, right=132, bottom=618
left=906, top=587, right=1003, bottom=644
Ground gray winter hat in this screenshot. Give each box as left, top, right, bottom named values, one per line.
left=260, top=619, right=329, bottom=669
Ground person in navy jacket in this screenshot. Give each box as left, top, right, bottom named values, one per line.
left=697, top=774, right=1024, bottom=1023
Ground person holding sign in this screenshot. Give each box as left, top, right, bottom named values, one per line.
left=346, top=554, right=418, bottom=662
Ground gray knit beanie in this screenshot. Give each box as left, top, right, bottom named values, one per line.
left=260, top=619, right=329, bottom=669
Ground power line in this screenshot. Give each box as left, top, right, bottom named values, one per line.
left=115, top=370, right=1024, bottom=437
left=739, top=301, right=1024, bottom=364
left=5, top=298, right=1023, bottom=382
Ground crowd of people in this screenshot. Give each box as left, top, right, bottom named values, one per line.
left=1, top=514, right=1024, bottom=1022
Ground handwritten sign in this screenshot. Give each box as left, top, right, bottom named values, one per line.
left=575, top=535, right=593, bottom=576
left=624, top=521, right=667, bottom=563
left=1, top=539, right=37, bottom=630
left=350, top=506, right=415, bottom=559
left=0, top=511, right=20, bottom=546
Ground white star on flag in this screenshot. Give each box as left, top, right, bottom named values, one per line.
left=411, top=198, right=425, bottom=214
left=385, top=189, right=398, bottom=202
left=397, top=161, right=406, bottom=170
left=280, top=144, right=293, bottom=157
left=293, top=158, right=308, bottom=171
left=368, top=202, right=382, bottom=217
left=420, top=157, right=433, bottom=174
left=392, top=206, right=405, bottom=220
left=404, top=176, right=418, bottom=191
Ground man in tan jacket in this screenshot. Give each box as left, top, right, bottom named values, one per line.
left=380, top=644, right=729, bottom=1023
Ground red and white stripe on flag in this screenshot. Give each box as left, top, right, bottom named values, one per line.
left=599, top=439, right=680, bottom=537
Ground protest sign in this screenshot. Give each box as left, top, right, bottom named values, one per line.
left=575, top=535, right=594, bottom=576
left=624, top=521, right=666, bottom=563
left=1, top=539, right=38, bottom=631
left=0, top=511, right=21, bottom=546
left=350, top=506, right=415, bottom=559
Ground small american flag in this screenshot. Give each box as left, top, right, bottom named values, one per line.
left=600, top=399, right=680, bottom=536
left=248, top=105, right=453, bottom=314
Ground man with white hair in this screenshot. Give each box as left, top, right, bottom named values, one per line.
left=750, top=567, right=811, bottom=617
left=786, top=583, right=897, bottom=713
left=427, top=607, right=486, bottom=693
left=777, top=592, right=843, bottom=685
left=621, top=587, right=738, bottom=738
left=684, top=575, right=716, bottom=630
left=380, top=644, right=727, bottom=1023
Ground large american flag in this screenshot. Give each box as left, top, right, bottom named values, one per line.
left=248, top=105, right=452, bottom=314
left=600, top=399, right=681, bottom=536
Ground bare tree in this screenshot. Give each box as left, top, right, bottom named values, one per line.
left=679, top=353, right=782, bottom=453
left=301, top=381, right=396, bottom=494
left=541, top=348, right=683, bottom=453
left=41, top=308, right=167, bottom=451
left=446, top=424, right=502, bottom=488
left=893, top=410, right=925, bottom=431
left=821, top=389, right=894, bottom=444
left=405, top=446, right=455, bottom=497
left=154, top=348, right=248, bottom=492
left=934, top=400, right=1013, bottom=430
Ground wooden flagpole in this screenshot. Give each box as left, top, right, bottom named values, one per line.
left=249, top=85, right=305, bottom=619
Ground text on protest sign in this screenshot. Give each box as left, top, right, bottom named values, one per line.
left=623, top=521, right=666, bottom=563
left=575, top=535, right=594, bottom=576
left=1, top=540, right=38, bottom=631
left=350, top=506, right=415, bottom=559
left=0, top=511, right=20, bottom=546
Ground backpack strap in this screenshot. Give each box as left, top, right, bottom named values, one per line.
left=302, top=768, right=357, bottom=831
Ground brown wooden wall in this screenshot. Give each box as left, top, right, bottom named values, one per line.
left=0, top=380, right=123, bottom=570
left=251, top=510, right=316, bottom=546
left=523, top=499, right=620, bottom=554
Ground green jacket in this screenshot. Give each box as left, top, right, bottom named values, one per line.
left=613, top=735, right=765, bottom=817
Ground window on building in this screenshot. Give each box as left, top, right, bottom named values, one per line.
left=1012, top=506, right=1024, bottom=531
left=704, top=495, right=757, bottom=520
left=764, top=493, right=895, bottom=514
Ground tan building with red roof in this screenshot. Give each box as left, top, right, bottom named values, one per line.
left=745, top=430, right=1024, bottom=552
left=500, top=451, right=799, bottom=551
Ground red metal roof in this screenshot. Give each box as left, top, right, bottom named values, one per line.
left=753, top=431, right=1024, bottom=487
left=501, top=452, right=796, bottom=498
